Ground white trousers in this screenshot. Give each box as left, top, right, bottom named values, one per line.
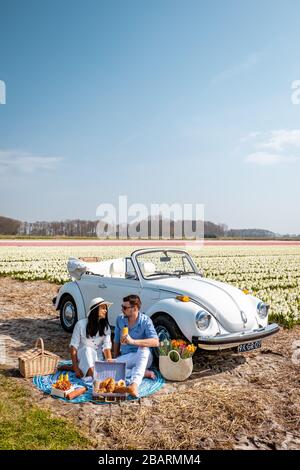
left=115, top=347, right=153, bottom=387
left=77, top=346, right=103, bottom=376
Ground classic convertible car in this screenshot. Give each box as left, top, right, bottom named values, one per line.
left=52, top=248, right=279, bottom=352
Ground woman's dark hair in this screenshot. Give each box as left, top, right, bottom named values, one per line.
left=86, top=304, right=109, bottom=338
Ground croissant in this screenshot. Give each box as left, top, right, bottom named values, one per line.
left=114, top=385, right=127, bottom=393
left=96, top=377, right=126, bottom=394
left=100, top=378, right=112, bottom=388
left=106, top=378, right=116, bottom=392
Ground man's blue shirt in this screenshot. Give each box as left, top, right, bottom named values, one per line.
left=114, top=312, right=158, bottom=355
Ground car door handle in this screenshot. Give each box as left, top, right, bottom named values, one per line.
left=98, top=283, right=107, bottom=288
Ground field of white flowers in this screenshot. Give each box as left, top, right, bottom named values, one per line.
left=0, top=245, right=299, bottom=327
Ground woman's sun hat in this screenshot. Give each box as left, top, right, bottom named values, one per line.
left=89, top=297, right=113, bottom=315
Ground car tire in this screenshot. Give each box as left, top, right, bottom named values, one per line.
left=152, top=314, right=183, bottom=362
left=60, top=294, right=78, bottom=333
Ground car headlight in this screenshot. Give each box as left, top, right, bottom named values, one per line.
left=196, top=311, right=211, bottom=330
left=257, top=302, right=269, bottom=319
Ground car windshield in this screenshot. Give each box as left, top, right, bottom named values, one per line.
left=135, top=250, right=199, bottom=279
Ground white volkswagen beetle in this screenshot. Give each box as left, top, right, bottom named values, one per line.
left=53, top=248, right=279, bottom=352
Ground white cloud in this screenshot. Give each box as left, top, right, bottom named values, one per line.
left=0, top=149, right=62, bottom=174
left=239, top=131, right=262, bottom=143
left=245, top=152, right=298, bottom=166
left=243, top=129, right=300, bottom=167
left=258, top=129, right=300, bottom=152
left=212, top=52, right=261, bottom=84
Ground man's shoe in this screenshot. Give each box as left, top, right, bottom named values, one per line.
left=126, top=383, right=139, bottom=397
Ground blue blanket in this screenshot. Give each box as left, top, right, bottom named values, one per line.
left=32, top=361, right=165, bottom=404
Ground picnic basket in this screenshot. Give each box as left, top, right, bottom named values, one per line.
left=93, top=360, right=128, bottom=402
left=18, top=338, right=60, bottom=378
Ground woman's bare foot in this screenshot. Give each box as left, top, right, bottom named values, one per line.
left=144, top=369, right=156, bottom=380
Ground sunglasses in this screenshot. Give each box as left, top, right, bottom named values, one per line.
left=121, top=305, right=133, bottom=311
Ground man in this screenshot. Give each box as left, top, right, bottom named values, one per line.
left=114, top=294, right=159, bottom=397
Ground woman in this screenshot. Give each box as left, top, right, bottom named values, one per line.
left=69, top=297, right=113, bottom=378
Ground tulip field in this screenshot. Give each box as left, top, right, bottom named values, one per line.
left=0, top=245, right=299, bottom=327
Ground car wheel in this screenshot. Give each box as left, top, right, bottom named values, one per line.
left=152, top=314, right=183, bottom=361
left=60, top=295, right=78, bottom=333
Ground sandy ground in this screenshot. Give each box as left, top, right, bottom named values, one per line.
left=0, top=277, right=299, bottom=450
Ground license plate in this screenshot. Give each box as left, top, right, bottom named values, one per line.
left=238, top=340, right=262, bottom=352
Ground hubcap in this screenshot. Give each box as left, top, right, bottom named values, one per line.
left=63, top=301, right=76, bottom=328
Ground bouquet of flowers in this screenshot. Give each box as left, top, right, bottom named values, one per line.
left=159, top=338, right=197, bottom=360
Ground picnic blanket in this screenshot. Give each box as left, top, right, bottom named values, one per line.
left=32, top=360, right=165, bottom=404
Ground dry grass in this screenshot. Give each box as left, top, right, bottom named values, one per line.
left=0, top=277, right=299, bottom=450
left=91, top=382, right=272, bottom=450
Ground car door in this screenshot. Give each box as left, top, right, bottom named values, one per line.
left=77, top=273, right=109, bottom=314
left=139, top=284, right=161, bottom=315
left=102, top=278, right=142, bottom=327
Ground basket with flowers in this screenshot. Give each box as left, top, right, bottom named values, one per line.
left=158, top=339, right=197, bottom=381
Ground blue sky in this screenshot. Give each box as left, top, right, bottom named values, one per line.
left=0, top=0, right=300, bottom=233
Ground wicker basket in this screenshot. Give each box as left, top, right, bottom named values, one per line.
left=18, top=338, right=60, bottom=378
left=159, top=350, right=193, bottom=381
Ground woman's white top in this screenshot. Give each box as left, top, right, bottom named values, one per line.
left=70, top=318, right=112, bottom=353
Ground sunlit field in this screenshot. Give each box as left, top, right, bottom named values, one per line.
left=0, top=245, right=299, bottom=328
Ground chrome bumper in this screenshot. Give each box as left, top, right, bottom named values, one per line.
left=193, top=323, right=280, bottom=348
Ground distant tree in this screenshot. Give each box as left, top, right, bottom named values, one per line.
left=227, top=228, right=276, bottom=238
left=0, top=216, right=22, bottom=235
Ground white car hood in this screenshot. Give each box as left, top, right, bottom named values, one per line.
left=150, top=276, right=258, bottom=332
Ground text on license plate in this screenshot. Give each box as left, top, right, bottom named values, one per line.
left=238, top=340, right=262, bottom=353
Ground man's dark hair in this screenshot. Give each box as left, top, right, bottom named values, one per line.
left=123, top=294, right=141, bottom=310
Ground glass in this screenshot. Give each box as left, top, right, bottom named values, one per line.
left=135, top=250, right=199, bottom=280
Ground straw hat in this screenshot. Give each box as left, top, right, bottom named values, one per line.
left=88, top=297, right=113, bottom=315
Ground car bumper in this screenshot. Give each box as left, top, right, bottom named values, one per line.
left=193, top=323, right=280, bottom=350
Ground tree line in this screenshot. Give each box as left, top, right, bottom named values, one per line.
left=0, top=215, right=285, bottom=238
